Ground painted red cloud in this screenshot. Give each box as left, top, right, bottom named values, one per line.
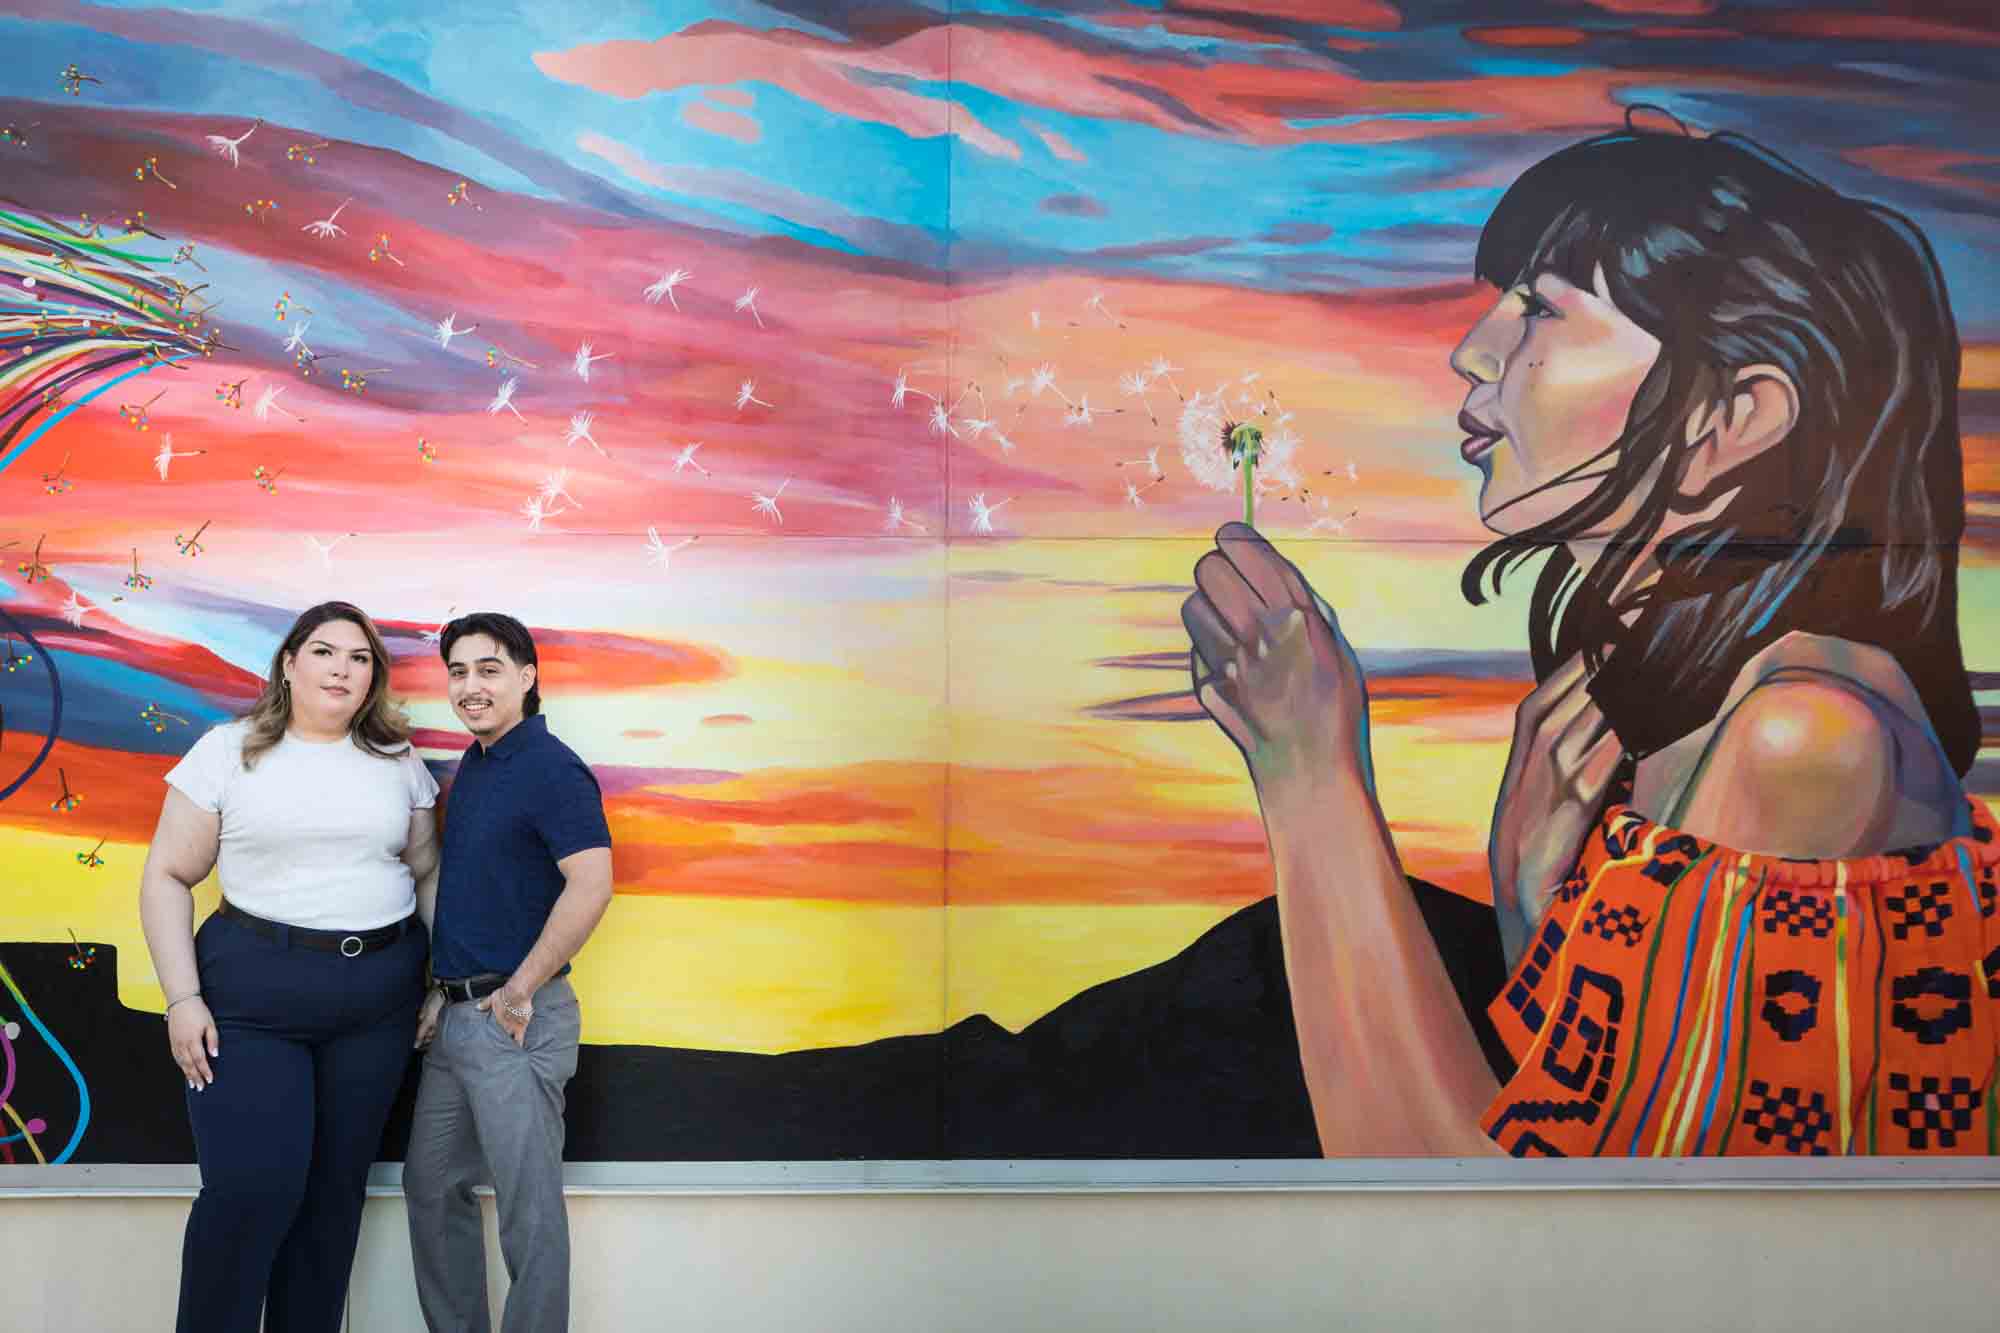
left=682, top=100, right=760, bottom=144
left=1465, top=26, right=1594, bottom=47
left=534, top=23, right=1021, bottom=160
left=1846, top=145, right=2000, bottom=203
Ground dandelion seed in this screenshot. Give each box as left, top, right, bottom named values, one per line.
left=1123, top=478, right=1164, bottom=509
left=1346, top=460, right=1359, bottom=482
left=446, top=180, right=481, bottom=210
left=301, top=197, right=351, bottom=239
left=1146, top=356, right=1185, bottom=401
left=338, top=366, right=386, bottom=396
left=1307, top=501, right=1358, bottom=535
left=368, top=233, right=404, bottom=266
left=132, top=155, right=178, bottom=189
left=1030, top=310, right=1041, bottom=331
left=1063, top=395, right=1107, bottom=429
left=572, top=340, right=614, bottom=382
left=1119, top=371, right=1159, bottom=425
left=539, top=468, right=581, bottom=509
left=427, top=313, right=476, bottom=349
left=484, top=344, right=538, bottom=370
left=644, top=527, right=697, bottom=571
left=206, top=119, right=259, bottom=167
left=417, top=437, right=436, bottom=463
left=521, top=495, right=564, bottom=533
left=140, top=703, right=186, bottom=732
left=281, top=319, right=313, bottom=357
left=734, top=287, right=764, bottom=328
left=0, top=122, right=37, bottom=149
left=563, top=411, right=607, bottom=457
left=962, top=417, right=996, bottom=440
left=968, top=492, right=1011, bottom=535
left=735, top=379, right=772, bottom=411
left=60, top=590, right=93, bottom=628
left=243, top=198, right=278, bottom=222
left=254, top=464, right=285, bottom=494
left=927, top=403, right=958, bottom=438
left=249, top=385, right=297, bottom=428
left=125, top=549, right=153, bottom=591
left=41, top=450, right=72, bottom=495
left=175, top=520, right=211, bottom=557
left=60, top=64, right=100, bottom=96
left=1084, top=291, right=1125, bottom=329
left=892, top=369, right=937, bottom=409
left=302, top=532, right=354, bottom=568
left=215, top=376, right=247, bottom=410
left=750, top=477, right=791, bottom=524
left=989, top=429, right=1017, bottom=455
left=119, top=389, right=165, bottom=432
left=286, top=140, right=329, bottom=165
left=487, top=375, right=524, bottom=421
left=885, top=497, right=927, bottom=533
left=1029, top=362, right=1075, bottom=408
left=151, top=433, right=203, bottom=482
left=15, top=535, right=50, bottom=583
left=420, top=607, right=457, bottom=647
left=1117, top=446, right=1164, bottom=480
left=670, top=442, right=709, bottom=476
left=643, top=267, right=690, bottom=309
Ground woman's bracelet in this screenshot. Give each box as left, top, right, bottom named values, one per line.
left=164, top=991, right=203, bottom=1016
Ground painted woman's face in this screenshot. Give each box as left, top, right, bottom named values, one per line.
left=1450, top=267, right=1663, bottom=536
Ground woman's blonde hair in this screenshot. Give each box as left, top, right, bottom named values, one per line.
left=240, top=601, right=412, bottom=768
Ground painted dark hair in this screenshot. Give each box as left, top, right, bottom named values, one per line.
left=439, top=612, right=542, bottom=716
left=1460, top=126, right=1978, bottom=775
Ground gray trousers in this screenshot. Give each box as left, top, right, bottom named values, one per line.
left=404, top=977, right=581, bottom=1333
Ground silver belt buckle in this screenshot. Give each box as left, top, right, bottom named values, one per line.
left=339, top=935, right=364, bottom=958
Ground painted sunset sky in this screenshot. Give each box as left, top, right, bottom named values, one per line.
left=3, top=0, right=2000, bottom=1054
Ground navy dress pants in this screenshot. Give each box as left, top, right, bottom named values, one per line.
left=176, top=911, right=428, bottom=1333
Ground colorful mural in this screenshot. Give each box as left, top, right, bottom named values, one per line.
left=3, top=0, right=1999, bottom=1163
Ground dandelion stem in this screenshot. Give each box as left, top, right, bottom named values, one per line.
left=1243, top=454, right=1256, bottom=528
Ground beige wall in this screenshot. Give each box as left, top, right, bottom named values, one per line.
left=5, top=1188, right=1999, bottom=1331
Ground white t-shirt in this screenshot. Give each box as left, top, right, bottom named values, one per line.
left=164, top=720, right=440, bottom=930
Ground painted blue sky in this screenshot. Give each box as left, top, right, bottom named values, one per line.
left=1, top=1, right=1996, bottom=327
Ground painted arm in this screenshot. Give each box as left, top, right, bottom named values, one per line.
left=483, top=846, right=614, bottom=1045
left=1184, top=524, right=1501, bottom=1156
left=136, top=788, right=221, bottom=1088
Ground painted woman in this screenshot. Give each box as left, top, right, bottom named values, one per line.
left=1184, top=122, right=1994, bottom=1156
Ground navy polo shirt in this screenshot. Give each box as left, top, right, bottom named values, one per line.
left=432, top=713, right=612, bottom=980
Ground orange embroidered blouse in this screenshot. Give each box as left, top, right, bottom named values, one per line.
left=1482, top=793, right=2000, bottom=1157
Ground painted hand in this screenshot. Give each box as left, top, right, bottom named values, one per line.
left=1489, top=652, right=1625, bottom=964
left=1181, top=522, right=1373, bottom=795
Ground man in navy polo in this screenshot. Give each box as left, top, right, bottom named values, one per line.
left=404, top=612, right=613, bottom=1333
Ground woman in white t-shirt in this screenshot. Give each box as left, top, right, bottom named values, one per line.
left=139, top=601, right=440, bottom=1333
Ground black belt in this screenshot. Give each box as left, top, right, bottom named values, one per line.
left=218, top=899, right=414, bottom=957
left=435, top=974, right=508, bottom=1004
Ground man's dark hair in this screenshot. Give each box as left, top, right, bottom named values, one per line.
left=440, top=612, right=542, bottom=717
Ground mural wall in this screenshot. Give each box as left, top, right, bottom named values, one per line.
left=3, top=0, right=1999, bottom=1164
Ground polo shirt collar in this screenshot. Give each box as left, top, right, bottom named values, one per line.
left=477, top=712, right=547, bottom=761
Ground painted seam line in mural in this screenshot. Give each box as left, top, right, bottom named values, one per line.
left=1184, top=121, right=1995, bottom=1158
